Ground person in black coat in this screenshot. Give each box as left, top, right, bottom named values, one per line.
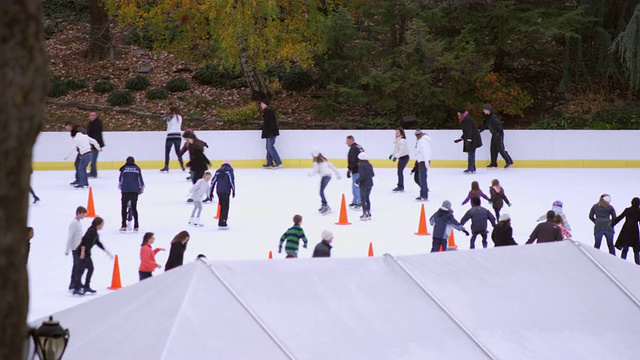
left=312, top=230, right=333, bottom=258
left=165, top=231, right=190, bottom=271
left=612, top=197, right=640, bottom=265
left=454, top=108, right=482, bottom=174
left=260, top=98, right=282, bottom=168
left=355, top=152, right=375, bottom=221
left=86, top=112, right=105, bottom=178
left=119, top=156, right=145, bottom=231
left=209, top=161, right=236, bottom=229
left=72, top=217, right=112, bottom=295
left=492, top=213, right=518, bottom=246
left=480, top=104, right=513, bottom=168
left=346, top=135, right=365, bottom=208
left=183, top=132, right=211, bottom=185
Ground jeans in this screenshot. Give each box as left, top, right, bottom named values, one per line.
left=139, top=271, right=153, bottom=281
left=73, top=154, right=80, bottom=182
left=470, top=232, right=488, bottom=249
left=72, top=254, right=94, bottom=289
left=397, top=155, right=409, bottom=189
left=121, top=192, right=139, bottom=228
left=621, top=247, right=640, bottom=265
left=191, top=201, right=203, bottom=218
left=68, top=252, right=81, bottom=289
left=467, top=149, right=476, bottom=171
left=360, top=186, right=372, bottom=214
left=319, top=176, right=331, bottom=205
left=594, top=229, right=616, bottom=255
left=418, top=164, right=428, bottom=199
left=493, top=207, right=501, bottom=221
left=76, top=152, right=92, bottom=186
left=265, top=136, right=282, bottom=166
left=89, top=146, right=99, bottom=177
left=431, top=238, right=447, bottom=252
left=351, top=173, right=361, bottom=205
left=218, top=192, right=230, bottom=226
left=164, top=137, right=184, bottom=169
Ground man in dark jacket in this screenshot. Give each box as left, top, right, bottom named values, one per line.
left=480, top=104, right=513, bottom=168
left=526, top=211, right=563, bottom=244
left=355, top=152, right=374, bottom=221
left=119, top=157, right=145, bottom=231
left=86, top=112, right=105, bottom=178
left=346, top=135, right=365, bottom=208
left=454, top=108, right=482, bottom=174
left=260, top=98, right=282, bottom=169
left=429, top=200, right=469, bottom=252
left=313, top=230, right=333, bottom=258
left=209, top=161, right=236, bottom=229
left=72, top=217, right=112, bottom=295
left=460, top=197, right=496, bottom=249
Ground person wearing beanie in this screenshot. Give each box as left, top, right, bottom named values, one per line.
left=355, top=152, right=375, bottom=221
left=414, top=129, right=431, bottom=201
left=612, top=197, right=640, bottom=265
left=209, top=161, right=236, bottom=229
left=260, top=98, right=282, bottom=169
left=460, top=197, right=496, bottom=249
left=480, top=103, right=513, bottom=168
left=454, top=108, right=482, bottom=174
left=160, top=106, right=185, bottom=172
left=118, top=156, right=145, bottom=232
left=527, top=211, right=563, bottom=244
left=345, top=135, right=365, bottom=208
left=390, top=128, right=410, bottom=192
left=309, top=149, right=341, bottom=215
left=492, top=213, right=518, bottom=246
left=589, top=194, right=617, bottom=255
left=86, top=112, right=105, bottom=178
left=312, top=230, right=333, bottom=258
left=537, top=200, right=571, bottom=231
left=429, top=200, right=469, bottom=252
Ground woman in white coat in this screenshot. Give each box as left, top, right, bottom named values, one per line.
left=390, top=128, right=410, bottom=192
left=309, top=149, right=341, bottom=215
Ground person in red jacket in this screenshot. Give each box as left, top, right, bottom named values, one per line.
left=139, top=232, right=165, bottom=281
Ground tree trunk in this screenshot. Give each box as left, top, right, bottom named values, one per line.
left=240, top=48, right=271, bottom=101
left=86, top=0, right=112, bottom=62
left=0, top=1, right=48, bottom=359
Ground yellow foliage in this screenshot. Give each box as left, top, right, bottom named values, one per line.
left=218, top=103, right=260, bottom=123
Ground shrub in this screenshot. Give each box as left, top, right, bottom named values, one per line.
left=476, top=72, right=534, bottom=117
left=266, top=77, right=282, bottom=98
left=146, top=88, right=169, bottom=100
left=281, top=67, right=314, bottom=91
left=165, top=77, right=190, bottom=92
left=44, top=22, right=59, bottom=39
left=589, top=108, right=640, bottom=129
left=107, top=90, right=134, bottom=106
left=125, top=75, right=150, bottom=91
left=93, top=81, right=117, bottom=94
left=48, top=76, right=69, bottom=98
left=193, top=63, right=243, bottom=88
left=218, top=104, right=259, bottom=123
left=65, top=78, right=87, bottom=91
left=123, top=25, right=155, bottom=50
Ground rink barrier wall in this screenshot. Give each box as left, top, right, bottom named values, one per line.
left=32, top=129, right=640, bottom=170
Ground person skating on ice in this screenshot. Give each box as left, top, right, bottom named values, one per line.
left=355, top=152, right=374, bottom=221
left=454, top=108, right=482, bottom=174
left=260, top=98, right=282, bottom=169
left=489, top=179, right=511, bottom=219
left=308, top=149, right=341, bottom=215
left=72, top=217, right=113, bottom=296
left=390, top=128, right=410, bottom=192
left=429, top=200, right=469, bottom=252
left=345, top=135, right=364, bottom=208
left=612, top=197, right=640, bottom=265
left=480, top=103, right=513, bottom=168
left=26, top=227, right=34, bottom=263
left=460, top=197, right=496, bottom=249
left=65, top=127, right=101, bottom=189
left=461, top=181, right=490, bottom=206
left=279, top=215, right=308, bottom=258
left=65, top=121, right=81, bottom=186
left=187, top=171, right=212, bottom=227
left=209, top=161, right=236, bottom=229
left=160, top=106, right=185, bottom=172
left=65, top=206, right=87, bottom=291
left=86, top=111, right=105, bottom=178
left=182, top=132, right=211, bottom=188
left=589, top=194, right=617, bottom=255
left=139, top=232, right=165, bottom=281
left=165, top=231, right=190, bottom=271
left=537, top=200, right=571, bottom=231
left=312, top=230, right=333, bottom=258
left=414, top=130, right=431, bottom=201
left=526, top=211, right=563, bottom=244
left=119, top=156, right=145, bottom=232
left=492, top=213, right=518, bottom=247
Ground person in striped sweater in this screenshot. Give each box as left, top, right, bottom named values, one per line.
left=278, top=215, right=308, bottom=258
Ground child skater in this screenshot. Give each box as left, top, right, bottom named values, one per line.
left=165, top=231, right=190, bottom=271
left=139, top=232, right=165, bottom=281
left=429, top=200, right=469, bottom=252
left=187, top=171, right=212, bottom=227
left=355, top=152, right=375, bottom=221
left=72, top=217, right=113, bottom=296
left=65, top=206, right=87, bottom=291
left=209, top=161, right=236, bottom=229
left=460, top=197, right=496, bottom=249
left=308, top=149, right=341, bottom=215
left=489, top=179, right=511, bottom=219
left=538, top=200, right=571, bottom=231
left=279, top=214, right=308, bottom=258
left=554, top=214, right=572, bottom=240
left=492, top=213, right=518, bottom=247
left=461, top=181, right=490, bottom=206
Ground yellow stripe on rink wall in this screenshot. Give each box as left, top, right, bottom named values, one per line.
left=32, top=159, right=640, bottom=171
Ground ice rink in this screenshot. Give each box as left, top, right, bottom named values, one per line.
left=27, top=166, right=640, bottom=321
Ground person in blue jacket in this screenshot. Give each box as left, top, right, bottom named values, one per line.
left=119, top=156, right=145, bottom=232
left=209, top=160, right=236, bottom=229
left=429, top=200, right=469, bottom=252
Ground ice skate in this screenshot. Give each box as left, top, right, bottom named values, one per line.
left=160, top=167, right=169, bottom=172
left=505, top=162, right=514, bottom=168
left=415, top=197, right=428, bottom=202
left=72, top=288, right=85, bottom=296
left=463, top=169, right=476, bottom=174
left=33, top=196, right=40, bottom=204
left=487, top=164, right=497, bottom=168
left=319, top=205, right=331, bottom=215
left=193, top=218, right=204, bottom=227
left=188, top=217, right=195, bottom=225
left=271, top=164, right=283, bottom=170
left=119, top=227, right=127, bottom=232
left=218, top=225, right=229, bottom=230
left=83, top=287, right=97, bottom=295
left=392, top=187, right=404, bottom=192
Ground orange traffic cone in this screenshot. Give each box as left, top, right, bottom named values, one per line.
left=368, top=242, right=374, bottom=257
left=415, top=204, right=431, bottom=236
left=448, top=229, right=458, bottom=250
left=214, top=203, right=221, bottom=219
left=107, top=255, right=122, bottom=290
left=268, top=251, right=273, bottom=259
left=335, top=194, right=351, bottom=225
left=86, top=187, right=97, bottom=218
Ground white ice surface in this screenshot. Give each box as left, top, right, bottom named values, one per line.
left=27, top=167, right=640, bottom=321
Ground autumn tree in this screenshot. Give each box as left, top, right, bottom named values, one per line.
left=86, top=0, right=113, bottom=62
left=0, top=1, right=48, bottom=359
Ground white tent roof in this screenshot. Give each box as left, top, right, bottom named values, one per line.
left=37, top=241, right=640, bottom=360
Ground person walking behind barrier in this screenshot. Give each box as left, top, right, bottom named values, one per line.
left=261, top=98, right=282, bottom=169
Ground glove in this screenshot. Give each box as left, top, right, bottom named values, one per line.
left=508, top=203, right=512, bottom=207
left=65, top=251, right=69, bottom=256
left=303, top=244, right=308, bottom=249
left=392, top=157, right=397, bottom=162
left=278, top=247, right=282, bottom=254
left=388, top=154, right=393, bottom=160
left=488, top=201, right=493, bottom=206
left=462, top=229, right=470, bottom=236
left=454, top=138, right=463, bottom=143
left=346, top=171, right=351, bottom=179
left=232, top=191, right=236, bottom=198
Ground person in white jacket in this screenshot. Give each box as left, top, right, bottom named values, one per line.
left=65, top=206, right=87, bottom=291
left=65, top=129, right=101, bottom=188
left=414, top=130, right=431, bottom=201
left=537, top=200, right=571, bottom=231
left=389, top=128, right=410, bottom=192
left=309, top=149, right=341, bottom=214
left=187, top=171, right=212, bottom=227
left=160, top=106, right=185, bottom=172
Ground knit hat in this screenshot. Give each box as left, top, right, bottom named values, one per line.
left=483, top=103, right=493, bottom=111
left=358, top=152, right=368, bottom=160
left=457, top=107, right=467, bottom=114
left=415, top=129, right=423, bottom=136
left=499, top=213, right=511, bottom=222
left=261, top=98, right=270, bottom=106
left=553, top=200, right=563, bottom=207
left=311, top=147, right=321, bottom=157
left=321, top=230, right=333, bottom=241
left=440, top=200, right=452, bottom=212
left=601, top=194, right=611, bottom=203
left=126, top=156, right=135, bottom=164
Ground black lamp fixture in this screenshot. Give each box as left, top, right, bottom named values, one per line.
left=27, top=316, right=70, bottom=360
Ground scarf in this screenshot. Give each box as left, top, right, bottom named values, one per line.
left=459, top=111, right=469, bottom=123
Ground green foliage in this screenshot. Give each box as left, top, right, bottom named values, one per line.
left=589, top=108, right=640, bottom=129
left=613, top=5, right=640, bottom=92
left=65, top=78, right=88, bottom=91
left=93, top=81, right=117, bottom=94
left=145, top=88, right=169, bottom=100
left=165, top=77, right=190, bottom=92
left=313, top=96, right=342, bottom=120
left=218, top=104, right=259, bottom=123
left=44, top=22, right=60, bottom=39
left=43, top=0, right=89, bottom=22
left=193, top=63, right=244, bottom=88
left=125, top=75, right=151, bottom=91
left=123, top=25, right=155, bottom=50
left=107, top=90, right=134, bottom=106
left=48, top=76, right=69, bottom=98
left=281, top=67, right=314, bottom=91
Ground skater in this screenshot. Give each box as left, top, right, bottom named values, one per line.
left=480, top=103, right=513, bottom=168
left=86, top=112, right=105, bottom=178
left=345, top=135, right=365, bottom=208
left=209, top=161, right=236, bottom=229
left=429, top=200, right=469, bottom=252
left=72, top=217, right=113, bottom=295
left=537, top=200, right=571, bottom=231
left=308, top=149, right=340, bottom=215
left=526, top=211, right=563, bottom=244
left=355, top=152, right=374, bottom=221
left=64, top=121, right=81, bottom=186
left=29, top=187, right=40, bottom=204
left=119, top=156, right=145, bottom=232
left=312, top=230, right=333, bottom=258
left=183, top=132, right=211, bottom=186
left=139, top=232, right=164, bottom=281
left=460, top=197, right=496, bottom=249
left=188, top=171, right=212, bottom=227
left=278, top=215, right=308, bottom=258
left=390, top=128, right=409, bottom=192
left=261, top=98, right=282, bottom=169
left=160, top=106, right=185, bottom=172
left=26, top=227, right=34, bottom=262
left=65, top=206, right=87, bottom=291
left=612, top=197, right=640, bottom=265
left=492, top=213, right=518, bottom=247
left=414, top=129, right=431, bottom=201
left=589, top=194, right=617, bottom=255
left=65, top=127, right=102, bottom=189
left=179, top=129, right=210, bottom=184
left=554, top=214, right=572, bottom=240
left=489, top=179, right=511, bottom=219
left=165, top=231, right=190, bottom=271
left=461, top=181, right=491, bottom=206
left=454, top=108, right=482, bottom=174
